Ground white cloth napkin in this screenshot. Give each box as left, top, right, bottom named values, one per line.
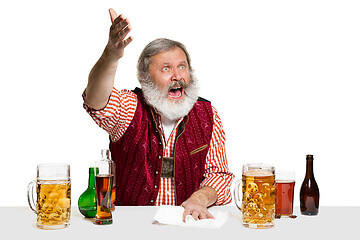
left=153, top=205, right=229, bottom=229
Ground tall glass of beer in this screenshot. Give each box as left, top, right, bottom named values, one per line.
left=275, top=171, right=295, bottom=217
left=234, top=163, right=275, bottom=229
left=27, top=163, right=71, bottom=230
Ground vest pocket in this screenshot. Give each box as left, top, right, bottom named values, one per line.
left=190, top=144, right=209, bottom=155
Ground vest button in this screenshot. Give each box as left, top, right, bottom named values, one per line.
left=150, top=200, right=154, bottom=203
left=158, top=156, right=161, bottom=159
left=154, top=185, right=157, bottom=189
left=155, top=171, right=159, bottom=175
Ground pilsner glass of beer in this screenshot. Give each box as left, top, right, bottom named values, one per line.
left=94, top=157, right=115, bottom=225
left=27, top=163, right=71, bottom=230
left=234, top=163, right=275, bottom=229
left=275, top=171, right=295, bottom=217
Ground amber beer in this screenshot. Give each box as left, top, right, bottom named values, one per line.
left=95, top=174, right=114, bottom=224
left=36, top=180, right=71, bottom=228
left=242, top=168, right=275, bottom=228
left=275, top=181, right=295, bottom=215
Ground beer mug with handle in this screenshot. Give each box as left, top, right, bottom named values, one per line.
left=234, top=163, right=275, bottom=229
left=27, top=163, right=71, bottom=230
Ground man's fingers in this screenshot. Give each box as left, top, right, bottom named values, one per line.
left=117, top=24, right=131, bottom=40
left=122, top=36, right=134, bottom=48
left=109, top=8, right=127, bottom=26
left=109, top=8, right=118, bottom=23
left=206, top=211, right=215, bottom=219
left=193, top=210, right=215, bottom=220
left=105, top=9, right=133, bottom=60
left=110, top=17, right=131, bottom=41
left=112, top=14, right=127, bottom=26
left=182, top=208, right=191, bottom=222
left=199, top=211, right=207, bottom=220
left=115, top=19, right=130, bottom=35
left=181, top=201, right=214, bottom=222
left=191, top=211, right=200, bottom=221
left=183, top=209, right=213, bottom=221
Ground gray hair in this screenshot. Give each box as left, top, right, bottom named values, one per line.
left=137, top=38, right=192, bottom=84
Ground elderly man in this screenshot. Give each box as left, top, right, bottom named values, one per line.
left=83, top=9, right=234, bottom=221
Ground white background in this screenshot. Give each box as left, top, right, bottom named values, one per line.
left=1, top=0, right=359, bottom=206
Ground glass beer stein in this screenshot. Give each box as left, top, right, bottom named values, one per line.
left=234, top=163, right=275, bottom=229
left=27, top=163, right=71, bottom=230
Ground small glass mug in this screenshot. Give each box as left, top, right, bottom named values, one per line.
left=27, top=163, right=71, bottom=230
left=234, top=163, right=276, bottom=229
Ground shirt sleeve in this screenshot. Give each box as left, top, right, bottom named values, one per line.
left=82, top=87, right=138, bottom=142
left=200, top=106, right=235, bottom=205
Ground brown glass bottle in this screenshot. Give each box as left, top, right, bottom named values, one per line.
left=300, top=154, right=320, bottom=215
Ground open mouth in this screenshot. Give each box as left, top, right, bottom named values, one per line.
left=168, top=86, right=183, bottom=100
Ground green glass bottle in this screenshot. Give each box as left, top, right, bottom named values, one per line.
left=78, top=167, right=98, bottom=218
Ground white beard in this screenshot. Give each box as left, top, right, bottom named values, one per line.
left=140, top=75, right=199, bottom=121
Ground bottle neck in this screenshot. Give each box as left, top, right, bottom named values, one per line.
left=88, top=168, right=96, bottom=188
left=101, top=149, right=111, bottom=160
left=305, top=159, right=314, bottom=178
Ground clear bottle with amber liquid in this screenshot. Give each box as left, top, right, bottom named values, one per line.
left=101, top=149, right=116, bottom=211
left=300, top=154, right=320, bottom=215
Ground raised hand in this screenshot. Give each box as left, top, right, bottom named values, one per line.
left=104, top=8, right=133, bottom=61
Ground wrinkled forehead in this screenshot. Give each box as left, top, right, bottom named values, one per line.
left=150, top=47, right=188, bottom=66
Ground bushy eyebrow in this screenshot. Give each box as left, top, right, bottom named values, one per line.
left=161, top=60, right=188, bottom=66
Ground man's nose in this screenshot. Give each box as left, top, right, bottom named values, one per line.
left=171, top=68, right=182, bottom=81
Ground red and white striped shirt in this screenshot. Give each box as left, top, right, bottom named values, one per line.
left=83, top=88, right=234, bottom=205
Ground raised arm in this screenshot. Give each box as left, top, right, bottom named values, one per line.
left=85, top=8, right=133, bottom=110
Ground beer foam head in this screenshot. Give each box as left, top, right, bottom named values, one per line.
left=245, top=169, right=273, bottom=177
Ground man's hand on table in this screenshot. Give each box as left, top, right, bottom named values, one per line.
left=181, top=186, right=217, bottom=222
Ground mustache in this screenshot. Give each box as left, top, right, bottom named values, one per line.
left=166, top=80, right=188, bottom=91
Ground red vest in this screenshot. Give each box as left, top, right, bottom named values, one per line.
left=109, top=88, right=213, bottom=206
